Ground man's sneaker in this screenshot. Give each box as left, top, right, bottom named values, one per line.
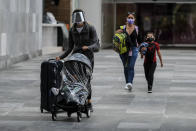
left=127, top=83, right=133, bottom=91
left=88, top=103, right=93, bottom=112
left=148, top=86, right=152, bottom=93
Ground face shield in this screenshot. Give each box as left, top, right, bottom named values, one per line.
left=72, top=11, right=85, bottom=24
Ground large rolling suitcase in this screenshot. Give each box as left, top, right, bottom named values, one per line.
left=40, top=59, right=63, bottom=113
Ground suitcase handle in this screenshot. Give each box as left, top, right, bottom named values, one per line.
left=48, top=59, right=56, bottom=61
left=48, top=59, right=64, bottom=63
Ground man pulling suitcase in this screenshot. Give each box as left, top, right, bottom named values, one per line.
left=56, top=9, right=100, bottom=112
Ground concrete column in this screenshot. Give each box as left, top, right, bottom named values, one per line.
left=0, top=0, right=43, bottom=69
left=77, top=0, right=102, bottom=47
left=0, top=33, right=7, bottom=56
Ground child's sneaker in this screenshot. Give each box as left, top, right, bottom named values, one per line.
left=148, top=86, right=152, bottom=93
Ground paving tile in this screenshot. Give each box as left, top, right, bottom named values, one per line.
left=0, top=49, right=196, bottom=130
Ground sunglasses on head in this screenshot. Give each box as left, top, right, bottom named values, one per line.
left=128, top=12, right=135, bottom=15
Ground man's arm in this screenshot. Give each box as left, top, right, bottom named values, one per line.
left=87, top=25, right=100, bottom=52
left=59, top=29, right=74, bottom=59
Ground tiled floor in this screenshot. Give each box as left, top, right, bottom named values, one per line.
left=0, top=49, right=196, bottom=131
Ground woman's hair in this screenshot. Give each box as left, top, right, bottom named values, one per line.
left=127, top=11, right=136, bottom=18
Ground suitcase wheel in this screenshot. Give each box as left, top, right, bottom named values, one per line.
left=86, top=108, right=91, bottom=118
left=52, top=113, right=57, bottom=121
left=77, top=112, right=82, bottom=122
left=40, top=107, right=43, bottom=113
left=67, top=112, right=71, bottom=118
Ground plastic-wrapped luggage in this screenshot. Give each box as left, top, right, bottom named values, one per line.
left=60, top=83, right=89, bottom=106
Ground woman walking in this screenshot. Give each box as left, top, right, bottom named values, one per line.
left=115, top=12, right=143, bottom=91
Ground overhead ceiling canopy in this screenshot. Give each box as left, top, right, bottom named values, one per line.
left=103, top=0, right=196, bottom=3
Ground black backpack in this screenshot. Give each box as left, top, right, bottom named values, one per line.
left=146, top=43, right=156, bottom=63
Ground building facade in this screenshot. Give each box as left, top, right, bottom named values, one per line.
left=1, top=0, right=195, bottom=69
left=74, top=0, right=196, bottom=48
left=0, top=0, right=42, bottom=69
left=44, top=0, right=71, bottom=24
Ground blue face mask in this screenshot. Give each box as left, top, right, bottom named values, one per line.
left=127, top=18, right=135, bottom=25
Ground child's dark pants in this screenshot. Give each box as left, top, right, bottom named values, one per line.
left=143, top=62, right=157, bottom=88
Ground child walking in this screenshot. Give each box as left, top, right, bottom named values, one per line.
left=140, top=32, right=163, bottom=93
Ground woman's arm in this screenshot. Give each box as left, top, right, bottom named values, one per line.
left=115, top=29, right=123, bottom=34
left=137, top=29, right=144, bottom=46
left=157, top=50, right=163, bottom=67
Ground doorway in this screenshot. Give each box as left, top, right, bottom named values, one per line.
left=102, top=2, right=196, bottom=46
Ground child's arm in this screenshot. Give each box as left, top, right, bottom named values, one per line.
left=140, top=52, right=144, bottom=59
left=140, top=47, right=146, bottom=59
left=157, top=50, right=163, bottom=67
